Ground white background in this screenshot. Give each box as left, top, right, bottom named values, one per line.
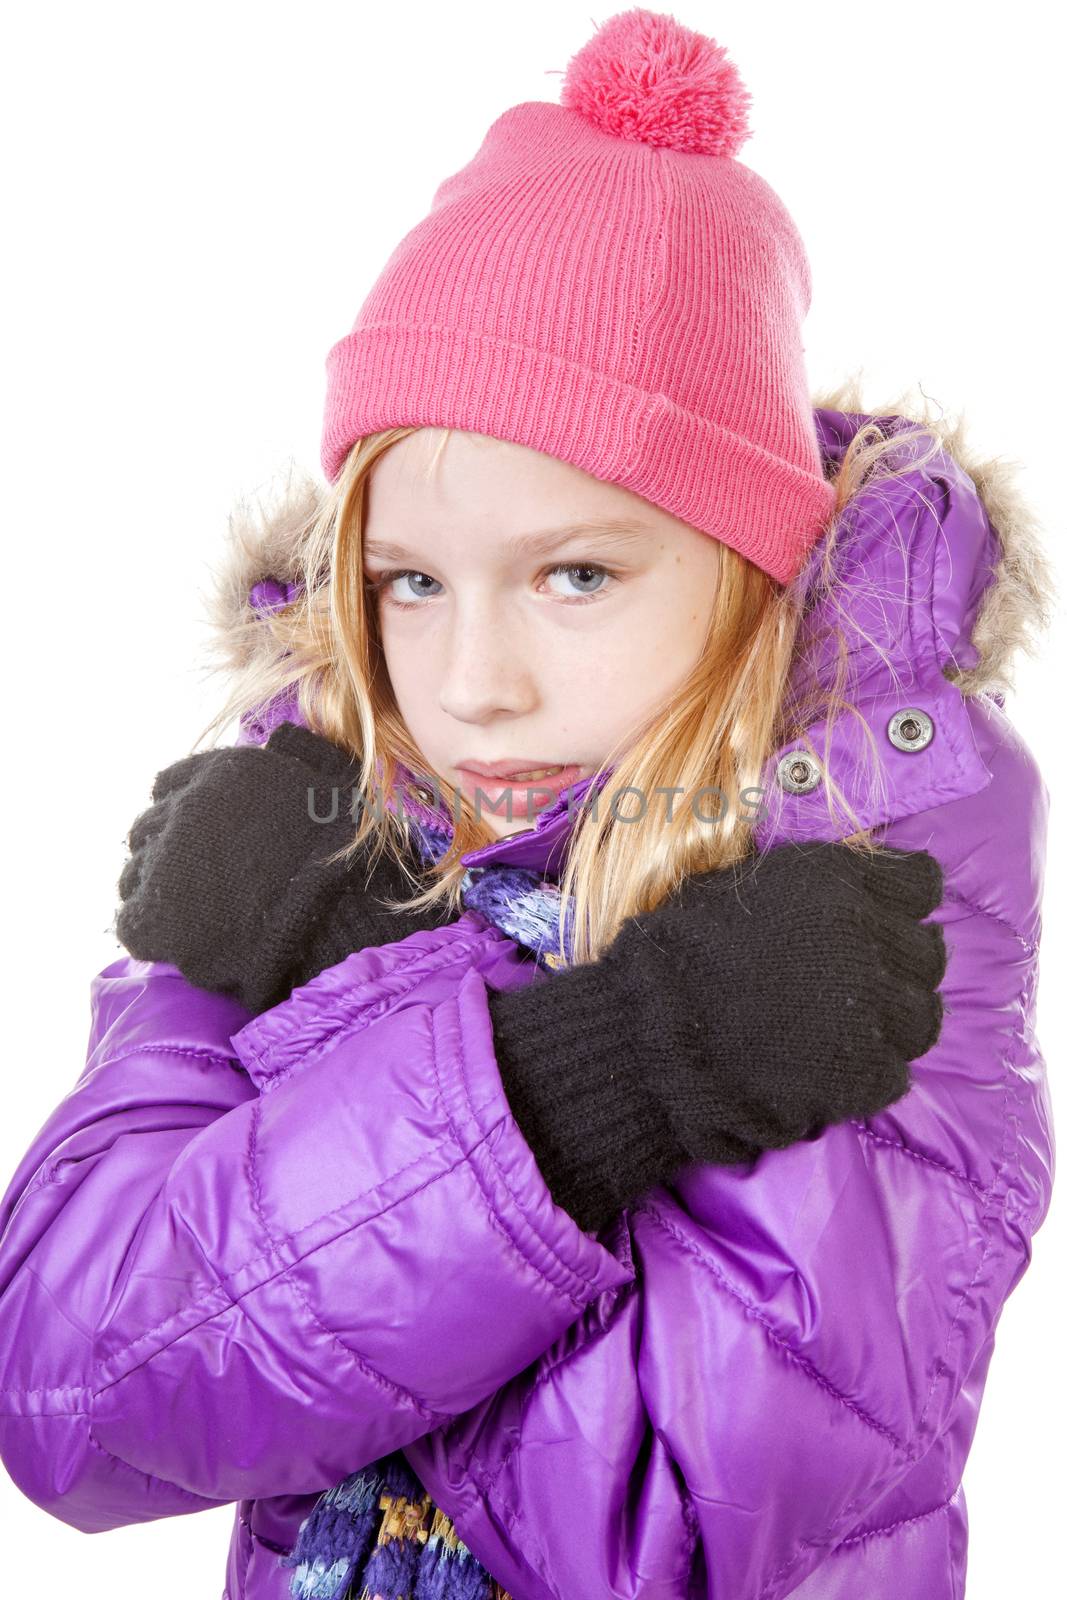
left=1, top=2, right=1062, bottom=1594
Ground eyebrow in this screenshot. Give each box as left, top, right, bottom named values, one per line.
left=363, top=517, right=654, bottom=564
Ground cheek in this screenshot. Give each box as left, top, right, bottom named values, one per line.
left=374, top=619, right=424, bottom=706
left=566, top=600, right=707, bottom=729
left=627, top=568, right=713, bottom=671
left=582, top=608, right=700, bottom=682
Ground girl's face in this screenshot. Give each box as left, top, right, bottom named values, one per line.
left=363, top=428, right=721, bottom=838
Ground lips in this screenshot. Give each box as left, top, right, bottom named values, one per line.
left=455, top=762, right=584, bottom=816
left=457, top=760, right=574, bottom=780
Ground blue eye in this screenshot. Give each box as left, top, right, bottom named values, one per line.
left=370, top=570, right=443, bottom=608
left=546, top=563, right=610, bottom=599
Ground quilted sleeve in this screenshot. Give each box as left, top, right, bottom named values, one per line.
left=403, top=894, right=1052, bottom=1600
left=0, top=924, right=633, bottom=1532
left=402, top=706, right=1056, bottom=1600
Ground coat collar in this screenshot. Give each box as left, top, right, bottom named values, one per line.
left=397, top=407, right=1003, bottom=878
left=751, top=406, right=1002, bottom=851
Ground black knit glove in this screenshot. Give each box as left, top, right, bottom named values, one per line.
left=114, top=721, right=455, bottom=1013
left=486, top=840, right=948, bottom=1233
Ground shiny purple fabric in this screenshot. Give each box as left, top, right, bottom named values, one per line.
left=0, top=410, right=1054, bottom=1599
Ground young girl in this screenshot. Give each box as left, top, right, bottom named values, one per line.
left=0, top=10, right=1055, bottom=1600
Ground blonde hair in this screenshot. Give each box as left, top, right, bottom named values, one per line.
left=196, top=369, right=1055, bottom=968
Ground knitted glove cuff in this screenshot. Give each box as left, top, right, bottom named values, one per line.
left=486, top=961, right=691, bottom=1234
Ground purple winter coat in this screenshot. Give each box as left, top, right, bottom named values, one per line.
left=0, top=408, right=1054, bottom=1599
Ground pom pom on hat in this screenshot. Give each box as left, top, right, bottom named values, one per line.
left=560, top=6, right=753, bottom=156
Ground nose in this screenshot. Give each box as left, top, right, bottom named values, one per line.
left=436, top=602, right=539, bottom=725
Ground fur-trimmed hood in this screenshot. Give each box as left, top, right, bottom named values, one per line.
left=199, top=381, right=1057, bottom=710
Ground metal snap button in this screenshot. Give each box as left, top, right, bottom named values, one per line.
left=887, top=707, right=934, bottom=752
left=776, top=750, right=823, bottom=794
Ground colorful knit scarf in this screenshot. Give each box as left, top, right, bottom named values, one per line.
left=406, top=815, right=578, bottom=970
left=279, top=1451, right=511, bottom=1600
left=280, top=815, right=570, bottom=1599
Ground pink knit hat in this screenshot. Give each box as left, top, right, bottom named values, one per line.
left=321, top=7, right=836, bottom=585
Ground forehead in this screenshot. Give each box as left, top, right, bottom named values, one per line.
left=364, top=428, right=691, bottom=549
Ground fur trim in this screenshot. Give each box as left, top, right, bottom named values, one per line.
left=811, top=374, right=1058, bottom=698
left=200, top=392, right=1056, bottom=704
left=936, top=425, right=1057, bottom=697
left=200, top=456, right=325, bottom=683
